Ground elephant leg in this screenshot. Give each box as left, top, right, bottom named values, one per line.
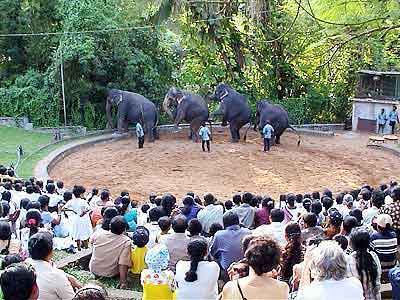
left=146, top=122, right=155, bottom=142
left=275, top=134, right=281, bottom=145
left=191, top=118, right=203, bottom=142
left=117, top=118, right=127, bottom=133
left=229, top=124, right=239, bottom=143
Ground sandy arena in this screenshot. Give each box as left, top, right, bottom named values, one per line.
left=50, top=129, right=400, bottom=200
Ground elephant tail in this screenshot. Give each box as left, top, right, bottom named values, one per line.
left=243, top=122, right=252, bottom=142
left=154, top=110, right=159, bottom=139
left=289, top=125, right=301, bottom=146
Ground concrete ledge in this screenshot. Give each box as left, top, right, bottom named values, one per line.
left=289, top=128, right=335, bottom=137
left=367, top=143, right=400, bottom=157
left=293, top=123, right=345, bottom=132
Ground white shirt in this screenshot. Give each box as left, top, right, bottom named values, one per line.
left=175, top=260, right=220, bottom=300
left=298, top=277, right=364, bottom=300
left=145, top=222, right=161, bottom=248
left=28, top=259, right=75, bottom=300
left=362, top=206, right=380, bottom=225
left=253, top=222, right=286, bottom=245
left=197, top=204, right=224, bottom=234
left=47, top=193, right=63, bottom=207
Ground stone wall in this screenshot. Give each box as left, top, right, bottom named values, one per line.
left=32, top=126, right=87, bottom=137
left=0, top=117, right=30, bottom=128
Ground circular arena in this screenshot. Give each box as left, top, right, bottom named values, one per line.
left=50, top=128, right=400, bottom=200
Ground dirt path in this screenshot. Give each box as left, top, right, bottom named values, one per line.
left=50, top=129, right=400, bottom=201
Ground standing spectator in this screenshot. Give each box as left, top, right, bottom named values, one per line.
left=232, top=192, right=255, bottom=228
left=254, top=197, right=273, bottom=227
left=161, top=215, right=190, bottom=272
left=136, top=122, right=145, bottom=149
left=341, top=215, right=359, bottom=238
left=175, top=240, right=219, bottom=300
left=253, top=208, right=286, bottom=245
left=388, top=105, right=399, bottom=134
left=89, top=216, right=132, bottom=289
left=210, top=211, right=251, bottom=279
left=141, top=245, right=175, bottom=300
left=377, top=108, right=387, bottom=134
left=221, top=237, right=289, bottom=300
left=199, top=123, right=211, bottom=152
left=46, top=183, right=63, bottom=213
left=370, top=214, right=398, bottom=276
left=364, top=191, right=385, bottom=225
left=28, top=232, right=78, bottom=300
left=262, top=121, right=275, bottom=152
left=197, top=193, right=223, bottom=236
left=380, top=186, right=400, bottom=243
left=347, top=229, right=381, bottom=300
left=301, top=213, right=324, bottom=244
left=310, top=200, right=324, bottom=225
left=0, top=262, right=38, bottom=300
left=324, top=209, right=343, bottom=240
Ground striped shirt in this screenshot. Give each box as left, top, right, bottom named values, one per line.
left=370, top=230, right=398, bottom=271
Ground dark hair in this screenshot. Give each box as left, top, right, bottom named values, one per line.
left=72, top=185, right=86, bottom=198
left=334, top=234, right=349, bottom=251
left=311, top=191, right=320, bottom=200
left=19, top=198, right=30, bottom=210
left=281, top=223, right=302, bottom=282
left=209, top=223, right=223, bottom=236
left=349, top=208, right=363, bottom=225
left=321, top=197, right=334, bottom=211
left=302, top=198, right=312, bottom=212
left=46, top=183, right=56, bottom=194
left=224, top=200, right=233, bottom=210
left=56, top=181, right=64, bottom=189
left=25, top=209, right=42, bottom=238
left=1, top=201, right=10, bottom=217
left=183, top=196, right=195, bottom=207
left=203, top=193, right=215, bottom=206
left=27, top=201, right=40, bottom=210
left=0, top=221, right=11, bottom=241
left=232, top=194, right=242, bottom=205
left=1, top=254, right=23, bottom=269
left=185, top=240, right=208, bottom=282
left=158, top=216, right=171, bottom=232
left=303, top=213, right=318, bottom=228
left=120, top=191, right=129, bottom=197
left=245, top=237, right=281, bottom=276
left=371, top=191, right=385, bottom=209
left=120, top=196, right=130, bottom=215
left=242, top=192, right=253, bottom=204
left=100, top=190, right=110, bottom=201
left=14, top=183, right=23, bottom=192
left=148, top=207, right=163, bottom=222
left=286, top=194, right=296, bottom=207
left=141, top=204, right=150, bottom=214
left=223, top=211, right=239, bottom=227
left=154, top=197, right=162, bottom=206
left=28, top=231, right=53, bottom=260
left=64, top=192, right=73, bottom=202
left=322, top=189, right=333, bottom=199
left=38, top=195, right=50, bottom=210
left=343, top=216, right=358, bottom=235
left=161, top=194, right=176, bottom=216
left=270, top=209, right=284, bottom=223
left=361, top=190, right=372, bottom=201
left=0, top=262, right=36, bottom=300
left=350, top=229, right=378, bottom=289
left=72, top=284, right=108, bottom=300
left=311, top=200, right=322, bottom=215
left=101, top=207, right=119, bottom=231
left=392, top=186, right=400, bottom=201
left=336, top=193, right=344, bottom=205
left=110, top=216, right=127, bottom=235
left=25, top=185, right=34, bottom=194
left=1, top=191, right=11, bottom=202
left=187, top=219, right=202, bottom=236
left=172, top=215, right=188, bottom=233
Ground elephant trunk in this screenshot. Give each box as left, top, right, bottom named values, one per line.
left=106, top=99, right=114, bottom=129
left=163, top=95, right=175, bottom=121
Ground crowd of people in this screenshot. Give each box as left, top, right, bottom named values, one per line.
left=0, top=164, right=400, bottom=300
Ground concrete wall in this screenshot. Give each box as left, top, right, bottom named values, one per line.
left=0, top=117, right=29, bottom=128
left=33, top=126, right=87, bottom=136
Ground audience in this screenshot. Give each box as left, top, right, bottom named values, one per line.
left=232, top=192, right=255, bottom=228
left=197, top=193, right=223, bottom=236
left=0, top=262, right=38, bottom=300
left=253, top=208, right=286, bottom=245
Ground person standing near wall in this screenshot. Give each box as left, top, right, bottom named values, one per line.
left=377, top=108, right=387, bottom=134
left=262, top=121, right=274, bottom=152
left=388, top=105, right=399, bottom=135
left=199, top=123, right=211, bottom=152
left=136, top=122, right=145, bottom=149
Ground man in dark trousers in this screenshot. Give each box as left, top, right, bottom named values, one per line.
left=136, top=122, right=145, bottom=149
left=199, top=123, right=211, bottom=152
left=262, top=121, right=274, bottom=152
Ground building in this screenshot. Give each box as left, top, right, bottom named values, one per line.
left=352, top=70, right=400, bottom=133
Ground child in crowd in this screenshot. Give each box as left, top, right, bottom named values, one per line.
left=87, top=188, right=100, bottom=207
left=63, top=185, right=92, bottom=251
left=121, top=196, right=137, bottom=232
left=141, top=245, right=175, bottom=300
left=17, top=209, right=43, bottom=258
left=131, top=226, right=150, bottom=276
left=156, top=216, right=171, bottom=243
left=137, top=204, right=150, bottom=226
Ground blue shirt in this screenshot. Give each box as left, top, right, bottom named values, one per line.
left=136, top=123, right=144, bottom=137
left=210, top=225, right=251, bottom=270
left=199, top=126, right=211, bottom=141
left=389, top=111, right=398, bottom=122
left=263, top=124, right=274, bottom=139
left=377, top=112, right=387, bottom=125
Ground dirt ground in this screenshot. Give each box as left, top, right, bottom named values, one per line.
left=50, top=128, right=400, bottom=201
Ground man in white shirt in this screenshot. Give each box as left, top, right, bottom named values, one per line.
left=144, top=207, right=162, bottom=248
left=197, top=193, right=223, bottom=236
left=232, top=192, right=256, bottom=228
left=363, top=191, right=385, bottom=225
left=253, top=208, right=286, bottom=246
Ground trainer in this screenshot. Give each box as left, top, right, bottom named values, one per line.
left=136, top=122, right=145, bottom=149
left=262, top=121, right=274, bottom=152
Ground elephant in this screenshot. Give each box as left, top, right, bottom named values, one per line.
left=211, top=83, right=251, bottom=142
left=163, top=87, right=211, bottom=141
left=255, top=100, right=300, bottom=145
left=106, top=89, right=158, bottom=142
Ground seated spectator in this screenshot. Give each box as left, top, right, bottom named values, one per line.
left=141, top=245, right=175, bottom=300
left=156, top=216, right=172, bottom=243
left=254, top=197, right=273, bottom=227
left=38, top=195, right=61, bottom=227
left=347, top=229, right=381, bottom=300
left=160, top=194, right=176, bottom=217
left=137, top=204, right=150, bottom=226
left=232, top=192, right=256, bottom=228
left=364, top=191, right=385, bottom=225
left=301, top=213, right=324, bottom=244
left=175, top=240, right=219, bottom=300
left=389, top=265, right=400, bottom=300
left=161, top=215, right=190, bottom=272
left=197, top=193, right=223, bottom=236
left=18, top=209, right=44, bottom=257
left=187, top=218, right=207, bottom=243
left=72, top=284, right=108, bottom=300
left=298, top=241, right=364, bottom=300
left=180, top=196, right=201, bottom=222
left=253, top=208, right=285, bottom=245
left=28, top=232, right=77, bottom=300
left=89, top=216, right=132, bottom=288
left=90, top=190, right=113, bottom=227
left=302, top=198, right=312, bottom=213
left=210, top=211, right=251, bottom=280
left=224, top=200, right=233, bottom=211
left=145, top=207, right=163, bottom=248
left=0, top=262, right=38, bottom=300
left=0, top=220, right=20, bottom=255
left=121, top=196, right=137, bottom=232
left=349, top=208, right=363, bottom=227
left=17, top=197, right=30, bottom=230
left=370, top=214, right=398, bottom=276
left=222, top=236, right=289, bottom=300
left=380, top=186, right=400, bottom=241
left=324, top=209, right=343, bottom=240
left=87, top=188, right=100, bottom=207
left=341, top=215, right=359, bottom=237
left=333, top=234, right=349, bottom=251
left=321, top=197, right=334, bottom=223
left=131, top=226, right=150, bottom=275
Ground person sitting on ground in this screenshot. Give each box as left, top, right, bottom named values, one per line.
left=131, top=226, right=150, bottom=276
left=137, top=204, right=150, bottom=226
left=17, top=197, right=30, bottom=230
left=18, top=209, right=45, bottom=258
left=121, top=196, right=138, bottom=232
left=141, top=245, right=175, bottom=300
left=187, top=218, right=208, bottom=244
left=380, top=186, right=400, bottom=241
left=160, top=194, right=177, bottom=217
left=145, top=207, right=163, bottom=248
left=324, top=209, right=343, bottom=240
left=0, top=220, right=20, bottom=255
left=0, top=262, right=38, bottom=300
left=253, top=208, right=286, bottom=245
left=156, top=216, right=172, bottom=243
left=180, top=196, right=201, bottom=222
left=301, top=213, right=324, bottom=245
left=72, top=284, right=108, bottom=300
left=232, top=192, right=256, bottom=228
left=90, top=190, right=113, bottom=227
left=298, top=241, right=364, bottom=300
left=28, top=232, right=79, bottom=300
left=161, top=214, right=190, bottom=272
left=38, top=195, right=61, bottom=228
left=222, top=236, right=289, bottom=300
left=254, top=197, right=273, bottom=227
left=341, top=215, right=359, bottom=238
left=197, top=193, right=223, bottom=236
left=224, top=200, right=233, bottom=211
left=87, top=188, right=100, bottom=207
left=89, top=216, right=132, bottom=289
left=175, top=239, right=220, bottom=300
left=210, top=211, right=251, bottom=281
left=347, top=228, right=381, bottom=300
left=46, top=183, right=63, bottom=213
left=364, top=191, right=385, bottom=226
